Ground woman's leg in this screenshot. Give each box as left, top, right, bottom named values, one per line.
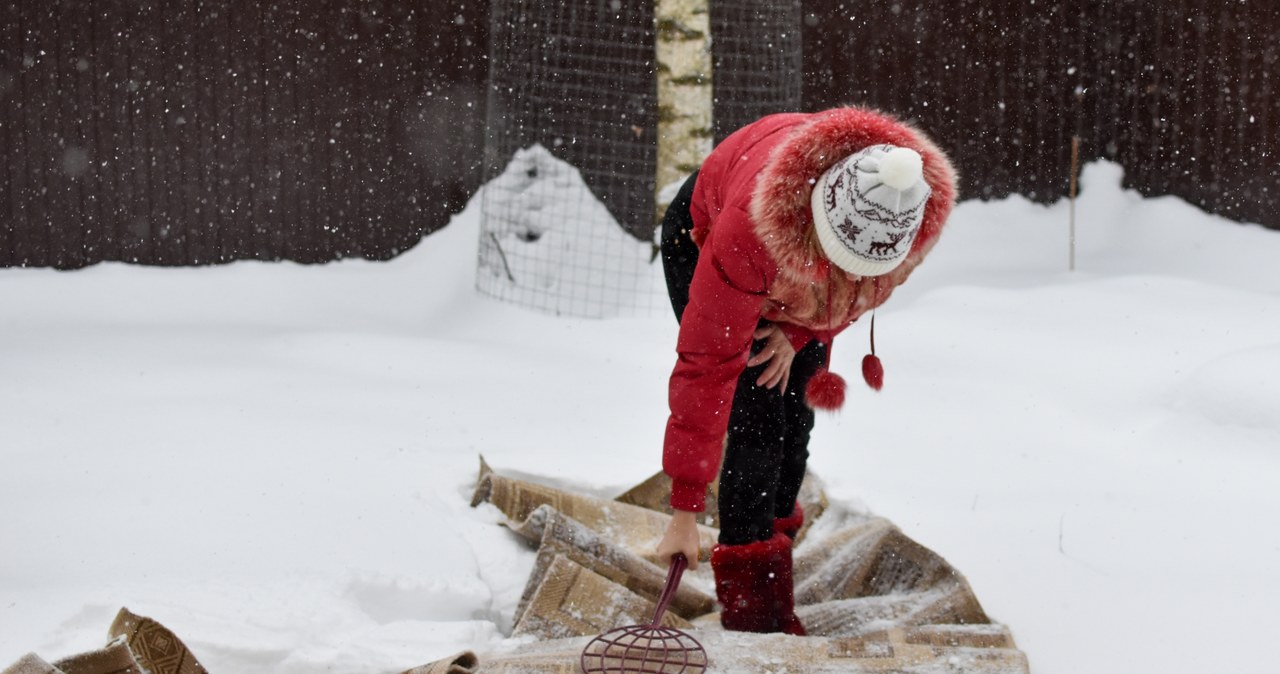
left=719, top=338, right=827, bottom=543
left=772, top=340, right=827, bottom=521
left=717, top=341, right=789, bottom=545
left=712, top=340, right=820, bottom=636
left=713, top=359, right=807, bottom=636
left=659, top=171, right=700, bottom=322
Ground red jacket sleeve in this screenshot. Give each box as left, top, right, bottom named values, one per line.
left=663, top=208, right=774, bottom=512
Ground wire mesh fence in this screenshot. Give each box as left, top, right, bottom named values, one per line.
left=477, top=0, right=802, bottom=318
left=709, top=2, right=803, bottom=143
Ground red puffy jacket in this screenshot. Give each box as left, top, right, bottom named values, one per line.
left=664, top=107, right=958, bottom=512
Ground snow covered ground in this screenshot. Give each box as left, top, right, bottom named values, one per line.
left=2, top=161, right=1278, bottom=674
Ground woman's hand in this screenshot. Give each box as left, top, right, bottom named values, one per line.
left=746, top=323, right=796, bottom=391
left=656, top=509, right=702, bottom=569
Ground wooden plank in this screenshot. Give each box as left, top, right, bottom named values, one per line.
left=316, top=0, right=347, bottom=263
left=121, top=6, right=149, bottom=263
left=1233, top=3, right=1255, bottom=202
left=168, top=1, right=202, bottom=265
left=76, top=3, right=101, bottom=266
left=384, top=0, right=428, bottom=256
left=408, top=2, right=432, bottom=232
left=1207, top=0, right=1226, bottom=197
left=1123, top=0, right=1151, bottom=191
left=1025, top=0, right=1045, bottom=197
left=191, top=0, right=221, bottom=264
left=343, top=0, right=363, bottom=256
left=125, top=4, right=156, bottom=263
left=138, top=4, right=170, bottom=264
left=332, top=0, right=359, bottom=260
left=1260, top=10, right=1278, bottom=193
left=209, top=0, right=235, bottom=262
left=294, top=0, right=322, bottom=263
left=24, top=3, right=53, bottom=266
left=1071, top=0, right=1090, bottom=156
left=276, top=1, right=302, bottom=261
left=954, top=0, right=989, bottom=198
left=1, top=1, right=22, bottom=265
left=1047, top=1, right=1068, bottom=202
left=1132, top=2, right=1165, bottom=196
left=1090, top=0, right=1114, bottom=162
left=123, top=6, right=154, bottom=262
left=991, top=0, right=1017, bottom=198
left=364, top=0, right=409, bottom=258
left=1155, top=2, right=1180, bottom=196
left=258, top=1, right=285, bottom=260
left=201, top=0, right=223, bottom=264
left=1249, top=3, right=1279, bottom=227
left=42, top=5, right=72, bottom=268
left=347, top=1, right=370, bottom=258
left=1011, top=0, right=1031, bottom=197
left=239, top=0, right=269, bottom=259
left=224, top=0, right=250, bottom=261
left=80, top=6, right=110, bottom=265
left=1188, top=0, right=1210, bottom=204
left=867, top=2, right=893, bottom=115
left=292, top=2, right=320, bottom=262
left=107, top=4, right=135, bottom=262
left=153, top=2, right=183, bottom=264
left=157, top=1, right=191, bottom=265
left=16, top=4, right=40, bottom=265
left=359, top=0, right=384, bottom=258
left=379, top=0, right=409, bottom=257
left=1048, top=1, right=1070, bottom=196
left=291, top=0, right=325, bottom=263
left=59, top=1, right=95, bottom=269
left=1266, top=33, right=1280, bottom=228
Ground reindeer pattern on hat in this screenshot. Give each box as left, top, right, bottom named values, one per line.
left=837, top=145, right=931, bottom=262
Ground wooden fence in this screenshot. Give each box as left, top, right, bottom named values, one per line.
left=2, top=1, right=1276, bottom=269
left=1, top=0, right=487, bottom=268
left=803, top=0, right=1280, bottom=224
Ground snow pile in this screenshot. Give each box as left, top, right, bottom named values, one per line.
left=476, top=144, right=662, bottom=318
left=1, top=161, right=1278, bottom=674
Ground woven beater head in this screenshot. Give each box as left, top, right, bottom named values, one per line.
left=580, top=625, right=706, bottom=674
left=579, top=554, right=707, bottom=674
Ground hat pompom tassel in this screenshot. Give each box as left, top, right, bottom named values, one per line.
left=862, top=353, right=884, bottom=391
left=805, top=370, right=846, bottom=410
left=862, top=310, right=884, bottom=391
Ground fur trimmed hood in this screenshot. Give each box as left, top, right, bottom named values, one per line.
left=748, top=107, right=959, bottom=329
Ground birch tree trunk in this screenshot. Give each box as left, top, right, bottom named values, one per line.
left=654, top=0, right=713, bottom=227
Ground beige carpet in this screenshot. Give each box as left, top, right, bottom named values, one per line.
left=3, top=458, right=1028, bottom=674
left=401, top=458, right=1029, bottom=673
left=3, top=608, right=207, bottom=674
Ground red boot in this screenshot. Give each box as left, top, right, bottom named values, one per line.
left=772, top=502, right=804, bottom=542
left=711, top=532, right=806, bottom=636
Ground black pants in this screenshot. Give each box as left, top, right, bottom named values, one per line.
left=660, top=171, right=825, bottom=546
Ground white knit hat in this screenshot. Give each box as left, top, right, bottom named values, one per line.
left=810, top=144, right=931, bottom=277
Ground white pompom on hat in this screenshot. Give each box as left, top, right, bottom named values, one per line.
left=810, top=144, right=932, bottom=277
